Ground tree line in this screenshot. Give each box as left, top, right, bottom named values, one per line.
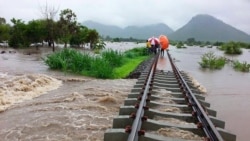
left=0, top=8, right=102, bottom=51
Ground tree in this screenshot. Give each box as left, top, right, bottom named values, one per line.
left=58, top=8, right=78, bottom=47
left=9, top=18, right=28, bottom=48
left=0, top=17, right=6, bottom=25
left=26, top=20, right=47, bottom=48
left=0, top=17, right=10, bottom=43
left=40, top=3, right=58, bottom=51
left=186, top=38, right=196, bottom=46
left=213, top=41, right=224, bottom=46
left=85, top=29, right=99, bottom=49
left=105, top=35, right=111, bottom=41
left=70, top=25, right=88, bottom=47
left=94, top=38, right=106, bottom=50
left=113, top=38, right=120, bottom=42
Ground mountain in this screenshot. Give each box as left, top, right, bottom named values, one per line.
left=82, top=21, right=174, bottom=39
left=123, top=23, right=174, bottom=39
left=168, top=14, right=250, bottom=42
left=82, top=21, right=123, bottom=38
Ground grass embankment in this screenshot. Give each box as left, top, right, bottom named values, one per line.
left=44, top=47, right=150, bottom=79
left=113, top=57, right=147, bottom=78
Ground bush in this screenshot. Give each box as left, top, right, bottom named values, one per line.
left=199, top=51, right=226, bottom=69
left=219, top=42, right=242, bottom=54
left=232, top=60, right=250, bottom=72
left=176, top=42, right=184, bottom=48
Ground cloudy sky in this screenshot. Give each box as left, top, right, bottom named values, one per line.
left=1, top=0, right=250, bottom=34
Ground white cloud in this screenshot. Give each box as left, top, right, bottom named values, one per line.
left=0, top=0, right=250, bottom=34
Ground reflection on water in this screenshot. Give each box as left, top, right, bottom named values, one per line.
left=0, top=43, right=250, bottom=140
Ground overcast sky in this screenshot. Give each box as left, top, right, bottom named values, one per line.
left=1, top=0, right=250, bottom=34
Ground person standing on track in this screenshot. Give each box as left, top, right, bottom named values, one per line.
left=146, top=40, right=152, bottom=54
left=150, top=39, right=156, bottom=54
left=159, top=35, right=169, bottom=56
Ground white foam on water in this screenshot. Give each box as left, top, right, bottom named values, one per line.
left=185, top=73, right=207, bottom=94
left=150, top=127, right=204, bottom=140
left=0, top=78, right=136, bottom=141
left=154, top=116, right=194, bottom=125
left=0, top=72, right=8, bottom=78
left=154, top=89, right=173, bottom=97
left=0, top=73, right=62, bottom=112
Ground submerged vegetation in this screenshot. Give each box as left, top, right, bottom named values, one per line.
left=199, top=51, right=226, bottom=69
left=199, top=51, right=250, bottom=72
left=176, top=42, right=185, bottom=48
left=232, top=60, right=250, bottom=72
left=218, top=41, right=242, bottom=54
left=44, top=47, right=149, bottom=79
left=171, top=38, right=250, bottom=72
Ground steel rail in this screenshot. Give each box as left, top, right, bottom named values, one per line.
left=167, top=50, right=224, bottom=141
left=127, top=54, right=159, bottom=141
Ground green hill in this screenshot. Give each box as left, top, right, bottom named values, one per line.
left=82, top=21, right=123, bottom=38
left=83, top=15, right=250, bottom=42
left=82, top=21, right=174, bottom=39
left=168, top=14, right=250, bottom=42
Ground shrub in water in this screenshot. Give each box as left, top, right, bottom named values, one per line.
left=199, top=51, right=226, bottom=69
left=232, top=60, right=250, bottom=72
left=219, top=42, right=242, bottom=54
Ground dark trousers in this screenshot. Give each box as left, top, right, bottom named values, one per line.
left=160, top=48, right=164, bottom=56
left=151, top=45, right=156, bottom=54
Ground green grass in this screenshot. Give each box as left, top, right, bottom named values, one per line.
left=44, top=47, right=150, bottom=79
left=124, top=47, right=149, bottom=57
left=84, top=57, right=114, bottom=78
left=101, top=49, right=124, bottom=67
left=113, top=56, right=148, bottom=78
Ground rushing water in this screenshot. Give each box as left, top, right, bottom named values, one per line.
left=0, top=43, right=249, bottom=141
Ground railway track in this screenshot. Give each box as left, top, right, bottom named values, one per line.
left=104, top=51, right=236, bottom=141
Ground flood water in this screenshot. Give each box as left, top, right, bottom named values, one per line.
left=169, top=46, right=250, bottom=141
left=0, top=43, right=249, bottom=141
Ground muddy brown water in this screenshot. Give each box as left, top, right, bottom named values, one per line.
left=1, top=44, right=250, bottom=141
